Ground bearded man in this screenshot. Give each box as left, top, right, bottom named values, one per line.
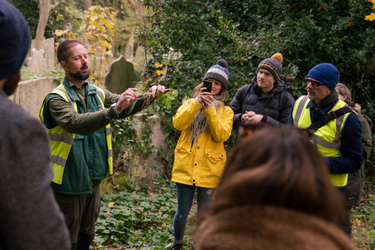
left=40, top=40, right=170, bottom=250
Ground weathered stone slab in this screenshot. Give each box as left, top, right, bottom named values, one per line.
left=14, top=77, right=59, bottom=119
left=125, top=44, right=134, bottom=59
left=28, top=49, right=46, bottom=74
left=129, top=114, right=172, bottom=185
left=134, top=46, right=145, bottom=71
left=104, top=55, right=138, bottom=94
left=40, top=38, right=55, bottom=70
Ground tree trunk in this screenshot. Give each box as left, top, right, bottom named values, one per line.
left=85, top=0, right=92, bottom=11
left=35, top=0, right=51, bottom=51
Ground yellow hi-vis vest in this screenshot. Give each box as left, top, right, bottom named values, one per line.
left=292, top=96, right=351, bottom=187
left=39, top=84, right=113, bottom=184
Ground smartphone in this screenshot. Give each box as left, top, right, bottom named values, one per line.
left=203, top=80, right=212, bottom=93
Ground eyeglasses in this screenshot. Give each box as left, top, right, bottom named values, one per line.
left=304, top=79, right=326, bottom=87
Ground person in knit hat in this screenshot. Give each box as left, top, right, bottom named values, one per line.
left=0, top=0, right=70, bottom=249
left=230, top=53, right=295, bottom=130
left=288, top=63, right=363, bottom=238
left=168, top=59, right=233, bottom=250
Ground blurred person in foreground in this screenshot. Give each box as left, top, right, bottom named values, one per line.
left=194, top=127, right=355, bottom=250
left=336, top=82, right=372, bottom=236
left=39, top=39, right=170, bottom=250
left=0, top=0, right=70, bottom=249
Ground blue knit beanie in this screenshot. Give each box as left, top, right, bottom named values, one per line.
left=0, top=0, right=31, bottom=80
left=306, top=63, right=339, bottom=90
left=203, top=59, right=229, bottom=89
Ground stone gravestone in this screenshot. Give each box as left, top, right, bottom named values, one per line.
left=40, top=38, right=55, bottom=70
left=105, top=55, right=138, bottom=94
left=129, top=114, right=172, bottom=185
left=28, top=48, right=46, bottom=74
left=134, top=46, right=145, bottom=71
left=125, top=44, right=133, bottom=59
left=14, top=77, right=59, bottom=119
left=125, top=31, right=134, bottom=59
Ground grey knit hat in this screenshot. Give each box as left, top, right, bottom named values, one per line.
left=0, top=0, right=30, bottom=80
left=257, top=53, right=283, bottom=82
left=203, top=59, right=229, bottom=89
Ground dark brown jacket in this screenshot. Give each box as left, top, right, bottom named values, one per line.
left=194, top=205, right=355, bottom=250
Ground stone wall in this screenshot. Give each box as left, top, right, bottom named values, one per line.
left=14, top=77, right=58, bottom=119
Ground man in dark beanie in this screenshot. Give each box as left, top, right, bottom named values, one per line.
left=288, top=63, right=363, bottom=238
left=230, top=53, right=295, bottom=128
left=0, top=0, right=70, bottom=249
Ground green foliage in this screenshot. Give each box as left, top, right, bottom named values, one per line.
left=140, top=0, right=375, bottom=176
left=8, top=0, right=45, bottom=38
left=20, top=66, right=65, bottom=82
left=351, top=181, right=375, bottom=249
left=95, top=180, right=179, bottom=249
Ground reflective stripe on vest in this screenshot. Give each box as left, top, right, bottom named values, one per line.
left=39, top=84, right=113, bottom=184
left=292, top=96, right=351, bottom=187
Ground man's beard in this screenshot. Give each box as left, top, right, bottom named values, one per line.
left=70, top=65, right=90, bottom=81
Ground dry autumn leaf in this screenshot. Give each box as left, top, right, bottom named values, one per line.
left=353, top=219, right=361, bottom=226
left=108, top=201, right=115, bottom=207
left=104, top=209, right=111, bottom=217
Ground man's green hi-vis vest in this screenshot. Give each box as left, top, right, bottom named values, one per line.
left=292, top=96, right=351, bottom=187
left=39, top=84, right=113, bottom=184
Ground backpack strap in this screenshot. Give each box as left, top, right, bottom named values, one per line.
left=279, top=90, right=287, bottom=112
left=308, top=106, right=353, bottom=132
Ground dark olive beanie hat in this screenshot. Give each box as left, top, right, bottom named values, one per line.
left=257, top=53, right=283, bottom=82
left=0, top=0, right=31, bottom=80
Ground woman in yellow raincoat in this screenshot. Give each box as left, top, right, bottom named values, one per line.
left=169, top=60, right=234, bottom=250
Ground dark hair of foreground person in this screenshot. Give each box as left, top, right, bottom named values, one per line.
left=194, top=127, right=356, bottom=250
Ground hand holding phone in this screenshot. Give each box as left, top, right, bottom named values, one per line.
left=202, top=80, right=212, bottom=93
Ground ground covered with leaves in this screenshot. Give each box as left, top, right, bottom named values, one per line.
left=93, top=180, right=195, bottom=250
left=94, top=179, right=375, bottom=250
left=352, top=180, right=375, bottom=250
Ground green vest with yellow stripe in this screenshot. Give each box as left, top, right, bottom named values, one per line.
left=39, top=83, right=113, bottom=185
left=292, top=96, right=351, bottom=187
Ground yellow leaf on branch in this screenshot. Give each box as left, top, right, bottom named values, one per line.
left=155, top=62, right=163, bottom=68
left=156, top=70, right=163, bottom=76
left=365, top=13, right=375, bottom=21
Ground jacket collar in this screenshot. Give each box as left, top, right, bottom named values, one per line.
left=307, top=90, right=339, bottom=114
left=62, top=77, right=97, bottom=101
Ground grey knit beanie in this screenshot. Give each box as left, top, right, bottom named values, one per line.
left=257, top=53, right=283, bottom=82
left=0, top=0, right=31, bottom=80
left=203, top=59, right=229, bottom=89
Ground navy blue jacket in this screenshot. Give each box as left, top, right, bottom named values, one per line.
left=288, top=91, right=363, bottom=194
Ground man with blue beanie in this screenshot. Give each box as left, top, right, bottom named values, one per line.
left=288, top=63, right=363, bottom=238
left=0, top=0, right=70, bottom=249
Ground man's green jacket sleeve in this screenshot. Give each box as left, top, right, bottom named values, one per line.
left=48, top=90, right=148, bottom=135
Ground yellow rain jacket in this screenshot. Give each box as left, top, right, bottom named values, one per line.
left=171, top=98, right=234, bottom=188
